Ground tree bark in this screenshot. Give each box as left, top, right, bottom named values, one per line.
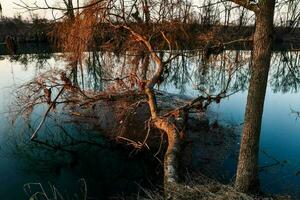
left=235, top=0, right=275, bottom=194
left=123, top=25, right=184, bottom=198
left=145, top=87, right=182, bottom=199
left=155, top=118, right=181, bottom=198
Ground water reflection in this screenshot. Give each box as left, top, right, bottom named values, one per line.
left=2, top=49, right=300, bottom=198
left=8, top=50, right=300, bottom=95
left=2, top=102, right=161, bottom=199
left=270, top=52, right=300, bottom=93
left=9, top=53, right=54, bottom=70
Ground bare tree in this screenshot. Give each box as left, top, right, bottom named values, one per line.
left=14, top=0, right=290, bottom=197
left=223, top=0, right=276, bottom=194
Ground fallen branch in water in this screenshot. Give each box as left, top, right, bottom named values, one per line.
left=291, top=108, right=300, bottom=120
left=259, top=150, right=284, bottom=172
left=30, top=86, right=65, bottom=140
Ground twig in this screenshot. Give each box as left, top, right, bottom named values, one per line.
left=30, top=87, right=65, bottom=140
left=259, top=149, right=284, bottom=172
left=141, top=119, right=152, bottom=150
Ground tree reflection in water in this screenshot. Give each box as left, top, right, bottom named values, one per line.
left=6, top=49, right=300, bottom=198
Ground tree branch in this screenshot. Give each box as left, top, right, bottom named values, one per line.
left=14, top=0, right=107, bottom=13
left=30, top=86, right=65, bottom=140
left=227, top=0, right=259, bottom=13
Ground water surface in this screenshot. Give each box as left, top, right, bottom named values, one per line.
left=0, top=51, right=300, bottom=198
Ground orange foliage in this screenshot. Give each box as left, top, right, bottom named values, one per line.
left=53, top=0, right=107, bottom=63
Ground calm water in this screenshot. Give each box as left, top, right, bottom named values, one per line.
left=162, top=50, right=300, bottom=197
left=0, top=54, right=160, bottom=199
left=0, top=51, right=300, bottom=199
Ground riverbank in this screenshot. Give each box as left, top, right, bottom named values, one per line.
left=1, top=22, right=300, bottom=55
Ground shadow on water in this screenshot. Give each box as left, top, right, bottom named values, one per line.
left=1, top=106, right=163, bottom=199
left=0, top=49, right=300, bottom=198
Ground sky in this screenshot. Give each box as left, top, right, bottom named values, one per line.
left=0, top=0, right=84, bottom=19
left=1, top=0, right=38, bottom=18
left=0, top=0, right=55, bottom=19
left=0, top=0, right=292, bottom=25
left=0, top=0, right=248, bottom=20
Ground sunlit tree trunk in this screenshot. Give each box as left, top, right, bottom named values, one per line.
left=235, top=0, right=275, bottom=193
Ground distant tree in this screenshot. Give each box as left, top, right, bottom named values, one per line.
left=0, top=3, right=2, bottom=18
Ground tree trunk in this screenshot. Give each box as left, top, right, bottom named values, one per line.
left=235, top=0, right=275, bottom=194
left=145, top=87, right=182, bottom=199
left=154, top=118, right=181, bottom=199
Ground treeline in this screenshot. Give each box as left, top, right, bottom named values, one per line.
left=1, top=16, right=300, bottom=53
left=0, top=17, right=51, bottom=43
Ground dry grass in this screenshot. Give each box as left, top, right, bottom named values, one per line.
left=135, top=174, right=292, bottom=200
left=136, top=174, right=253, bottom=200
